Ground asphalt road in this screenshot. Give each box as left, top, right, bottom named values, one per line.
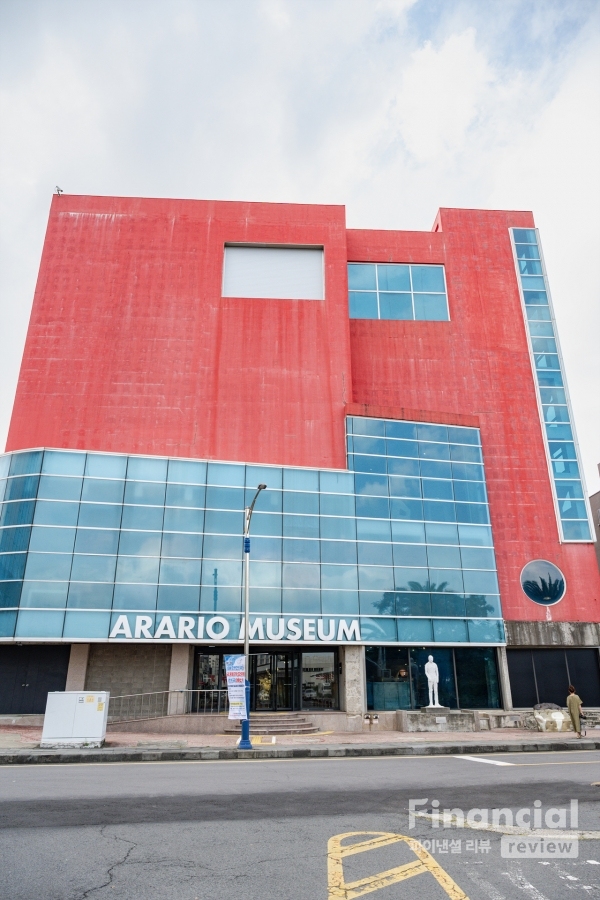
left=0, top=750, right=599, bottom=899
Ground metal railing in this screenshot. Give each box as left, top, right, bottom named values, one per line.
left=108, top=689, right=229, bottom=723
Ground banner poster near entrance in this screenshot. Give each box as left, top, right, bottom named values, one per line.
left=224, top=654, right=247, bottom=720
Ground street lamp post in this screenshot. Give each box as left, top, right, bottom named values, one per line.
left=239, top=483, right=267, bottom=750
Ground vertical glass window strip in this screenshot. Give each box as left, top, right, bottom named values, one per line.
left=510, top=228, right=592, bottom=541
left=348, top=264, right=449, bottom=321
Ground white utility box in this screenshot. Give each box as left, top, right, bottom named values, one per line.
left=41, top=691, right=110, bottom=748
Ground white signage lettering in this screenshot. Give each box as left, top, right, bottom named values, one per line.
left=109, top=615, right=362, bottom=643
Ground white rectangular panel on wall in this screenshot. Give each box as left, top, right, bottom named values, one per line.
left=223, top=245, right=324, bottom=300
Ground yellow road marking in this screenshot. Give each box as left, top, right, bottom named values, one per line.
left=327, top=831, right=468, bottom=899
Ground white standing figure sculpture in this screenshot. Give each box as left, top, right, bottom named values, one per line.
left=425, top=655, right=442, bottom=707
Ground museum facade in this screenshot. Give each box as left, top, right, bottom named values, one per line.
left=1, top=196, right=598, bottom=719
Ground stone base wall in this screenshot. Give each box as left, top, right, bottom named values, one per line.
left=85, top=644, right=172, bottom=697
left=505, top=621, right=600, bottom=647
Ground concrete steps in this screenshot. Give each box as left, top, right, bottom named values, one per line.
left=224, top=712, right=319, bottom=735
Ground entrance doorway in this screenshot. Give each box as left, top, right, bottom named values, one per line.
left=193, top=648, right=339, bottom=712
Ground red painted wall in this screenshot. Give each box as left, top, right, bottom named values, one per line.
left=6, top=195, right=351, bottom=470
left=347, top=208, right=600, bottom=623
left=7, top=196, right=599, bottom=624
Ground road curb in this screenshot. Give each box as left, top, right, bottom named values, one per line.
left=1, top=739, right=599, bottom=765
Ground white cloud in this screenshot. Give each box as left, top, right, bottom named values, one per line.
left=0, top=0, right=598, bottom=491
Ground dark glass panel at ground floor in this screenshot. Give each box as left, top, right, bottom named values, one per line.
left=193, top=647, right=338, bottom=711
left=366, top=645, right=501, bottom=710
left=507, top=647, right=600, bottom=708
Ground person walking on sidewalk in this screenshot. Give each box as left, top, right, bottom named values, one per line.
left=567, top=685, right=583, bottom=738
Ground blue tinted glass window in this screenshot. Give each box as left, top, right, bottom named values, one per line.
left=127, top=457, right=168, bottom=481
left=526, top=304, right=551, bottom=321
left=394, top=567, right=428, bottom=591
left=167, top=459, right=206, bottom=484
left=356, top=518, right=391, bottom=541
left=453, top=481, right=487, bottom=503
left=0, top=526, right=31, bottom=553
left=387, top=457, right=420, bottom=477
left=320, top=517, right=357, bottom=543
left=118, top=531, right=162, bottom=556
left=201, top=559, right=242, bottom=585
left=455, top=503, right=490, bottom=525
left=388, top=476, right=421, bottom=498
left=427, top=545, right=461, bottom=568
left=283, top=515, right=319, bottom=539
left=121, top=505, right=163, bottom=530
left=543, top=405, right=570, bottom=423
left=248, top=489, right=282, bottom=513
left=450, top=444, right=482, bottom=463
left=349, top=292, right=378, bottom=318
left=458, top=525, right=493, bottom=546
left=422, top=479, right=453, bottom=500
left=67, top=582, right=114, bottom=609
left=20, top=580, right=68, bottom=608
left=423, top=500, right=455, bottom=522
left=433, top=619, right=468, bottom=642
left=358, top=566, right=394, bottom=591
left=348, top=264, right=376, bottom=290
left=161, top=532, right=203, bottom=557
left=460, top=547, right=496, bottom=569
left=283, top=539, right=319, bottom=563
left=249, top=512, right=282, bottom=536
left=320, top=564, right=357, bottom=589
left=514, top=243, right=540, bottom=259
left=0, top=553, right=26, bottom=580
left=451, top=462, right=484, bottom=481
left=81, top=478, right=124, bottom=503
left=246, top=465, right=282, bottom=490
left=24, top=553, right=72, bottom=581
left=5, top=475, right=39, bottom=501
left=463, top=570, right=499, bottom=594
left=75, top=529, right=119, bottom=555
left=425, top=522, right=459, bottom=544
left=428, top=568, right=463, bottom=593
left=157, top=585, right=200, bottom=612
left=558, top=499, right=588, bottom=519
left=419, top=460, right=452, bottom=479
left=554, top=481, right=583, bottom=500
left=124, top=481, right=166, bottom=506
left=42, top=451, right=86, bottom=476
left=63, top=610, right=111, bottom=638
left=159, top=558, right=201, bottom=585
left=562, top=521, right=592, bottom=540
left=385, top=421, right=417, bottom=440
left=320, top=493, right=355, bottom=516
left=419, top=441, right=450, bottom=460
left=250, top=537, right=282, bottom=561
left=431, top=594, right=465, bottom=617
left=393, top=543, right=427, bottom=567
left=85, top=454, right=128, bottom=478
left=356, top=496, right=389, bottom=519
left=71, top=555, right=116, bottom=582
left=37, top=476, right=82, bottom=502
left=390, top=498, right=423, bottom=521
left=78, top=503, right=123, bottom=529
left=379, top=293, right=412, bottom=320
left=377, top=264, right=410, bottom=291
left=283, top=469, right=319, bottom=492
left=321, top=590, right=359, bottom=615
left=163, top=507, right=204, bottom=533
left=385, top=439, right=419, bottom=458
left=29, top=526, right=75, bottom=553
left=548, top=441, right=577, bottom=461
left=545, top=423, right=574, bottom=441
left=352, top=436, right=386, bottom=455
left=414, top=294, right=449, bottom=321
left=34, top=501, right=79, bottom=527
left=320, top=540, right=356, bottom=564
left=513, top=228, right=537, bottom=243
left=518, top=259, right=543, bottom=276
left=447, top=426, right=480, bottom=445
left=411, top=266, right=445, bottom=293
left=9, top=452, right=43, bottom=476
left=1, top=500, right=35, bottom=527
left=283, top=491, right=319, bottom=515
left=282, top=563, right=319, bottom=589
left=116, top=556, right=160, bottom=583
left=204, top=510, right=243, bottom=534
left=391, top=520, right=425, bottom=543
left=205, top=486, right=244, bottom=510
left=165, top=483, right=205, bottom=508
left=357, top=541, right=393, bottom=566
left=113, top=584, right=157, bottom=610
left=207, top=463, right=245, bottom=487
left=350, top=417, right=385, bottom=437
left=523, top=290, right=548, bottom=306
left=320, top=471, right=354, bottom=493
left=202, top=535, right=241, bottom=559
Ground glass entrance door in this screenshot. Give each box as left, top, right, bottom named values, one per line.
left=250, top=652, right=300, bottom=711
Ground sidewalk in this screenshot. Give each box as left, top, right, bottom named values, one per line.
left=1, top=724, right=599, bottom=763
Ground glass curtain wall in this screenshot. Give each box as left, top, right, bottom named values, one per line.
left=366, top=645, right=501, bottom=710
left=510, top=227, right=592, bottom=541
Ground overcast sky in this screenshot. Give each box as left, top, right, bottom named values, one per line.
left=1, top=0, right=599, bottom=491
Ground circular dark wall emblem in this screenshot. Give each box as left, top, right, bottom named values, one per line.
left=520, top=559, right=566, bottom=605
